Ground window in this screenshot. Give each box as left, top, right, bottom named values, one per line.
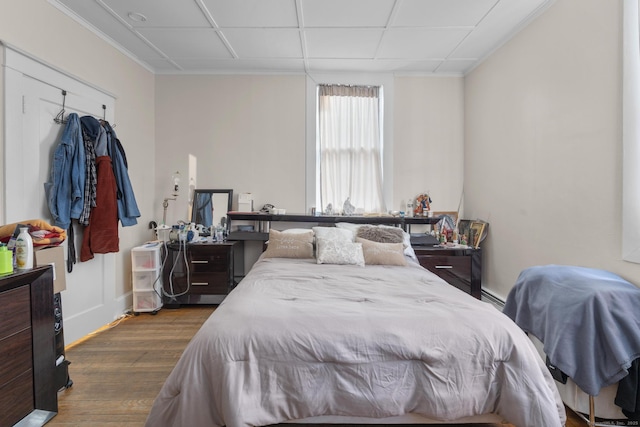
left=316, top=84, right=386, bottom=213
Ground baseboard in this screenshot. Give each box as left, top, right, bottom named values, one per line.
left=481, top=288, right=505, bottom=310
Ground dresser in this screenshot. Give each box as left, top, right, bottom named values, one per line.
left=413, top=246, right=482, bottom=299
left=0, top=266, right=57, bottom=427
left=163, top=241, right=237, bottom=306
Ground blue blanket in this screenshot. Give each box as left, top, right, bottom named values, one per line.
left=503, top=265, right=640, bottom=396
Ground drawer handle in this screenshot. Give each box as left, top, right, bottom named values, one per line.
left=191, top=260, right=209, bottom=264
left=192, top=282, right=209, bottom=286
left=435, top=265, right=453, bottom=269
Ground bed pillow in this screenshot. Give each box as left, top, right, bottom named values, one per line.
left=312, top=226, right=354, bottom=243
left=281, top=228, right=313, bottom=234
left=316, top=238, right=364, bottom=266
left=263, top=229, right=314, bottom=259
left=356, top=225, right=404, bottom=244
left=356, top=237, right=407, bottom=266
left=335, top=222, right=362, bottom=234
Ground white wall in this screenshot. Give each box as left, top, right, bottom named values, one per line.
left=0, top=0, right=156, bottom=302
left=154, top=74, right=307, bottom=223
left=155, top=74, right=465, bottom=223
left=464, top=0, right=638, bottom=298
left=394, top=77, right=464, bottom=214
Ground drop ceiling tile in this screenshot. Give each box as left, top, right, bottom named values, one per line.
left=378, top=28, right=471, bottom=59
left=222, top=29, right=302, bottom=58
left=138, top=28, right=232, bottom=59
left=144, top=58, right=182, bottom=71
left=101, top=0, right=210, bottom=28
left=202, top=0, right=298, bottom=27
left=305, top=29, right=383, bottom=58
left=451, top=0, right=552, bottom=59
left=57, top=0, right=165, bottom=59
left=170, top=58, right=306, bottom=73
left=392, top=0, right=498, bottom=27
left=300, top=0, right=395, bottom=27
left=435, top=59, right=477, bottom=74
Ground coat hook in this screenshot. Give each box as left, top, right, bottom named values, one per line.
left=54, top=90, right=67, bottom=124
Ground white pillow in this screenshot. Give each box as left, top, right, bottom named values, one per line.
left=312, top=226, right=354, bottom=243
left=335, top=222, right=362, bottom=234
left=316, top=239, right=364, bottom=266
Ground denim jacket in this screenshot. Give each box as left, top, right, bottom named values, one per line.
left=45, top=113, right=86, bottom=229
left=103, top=122, right=140, bottom=226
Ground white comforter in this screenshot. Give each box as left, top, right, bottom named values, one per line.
left=146, top=257, right=566, bottom=427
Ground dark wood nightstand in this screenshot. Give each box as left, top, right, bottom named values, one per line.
left=413, top=246, right=482, bottom=299
left=163, top=241, right=237, bottom=306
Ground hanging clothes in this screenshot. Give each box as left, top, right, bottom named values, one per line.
left=79, top=127, right=97, bottom=226
left=80, top=155, right=119, bottom=261
left=45, top=112, right=86, bottom=229
left=102, top=121, right=140, bottom=226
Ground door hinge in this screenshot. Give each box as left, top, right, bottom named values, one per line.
left=22, top=95, right=26, bottom=114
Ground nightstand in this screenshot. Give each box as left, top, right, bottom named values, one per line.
left=163, top=241, right=238, bottom=306
left=413, top=246, right=482, bottom=299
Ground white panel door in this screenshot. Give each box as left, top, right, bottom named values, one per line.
left=4, top=46, right=120, bottom=344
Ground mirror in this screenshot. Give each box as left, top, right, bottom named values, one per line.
left=191, top=189, right=233, bottom=230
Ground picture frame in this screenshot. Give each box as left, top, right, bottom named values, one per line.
left=470, top=221, right=488, bottom=249
left=457, top=219, right=471, bottom=245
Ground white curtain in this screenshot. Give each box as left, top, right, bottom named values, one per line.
left=317, top=84, right=386, bottom=213
left=623, top=0, right=640, bottom=263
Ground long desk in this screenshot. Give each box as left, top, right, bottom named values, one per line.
left=227, top=212, right=441, bottom=241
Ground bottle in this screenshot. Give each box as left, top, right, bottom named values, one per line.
left=15, top=227, right=33, bottom=270
left=0, top=244, right=13, bottom=274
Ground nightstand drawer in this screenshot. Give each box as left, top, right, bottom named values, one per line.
left=189, top=273, right=229, bottom=294
left=164, top=242, right=237, bottom=305
left=0, top=285, right=31, bottom=340
left=413, top=247, right=482, bottom=299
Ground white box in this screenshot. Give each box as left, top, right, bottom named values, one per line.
left=238, top=193, right=253, bottom=212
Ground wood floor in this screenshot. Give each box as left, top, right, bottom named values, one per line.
left=47, top=305, right=588, bottom=427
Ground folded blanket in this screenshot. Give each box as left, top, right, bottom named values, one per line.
left=0, top=219, right=67, bottom=247
left=504, top=265, right=640, bottom=396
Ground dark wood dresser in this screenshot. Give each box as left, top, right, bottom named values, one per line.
left=163, top=241, right=237, bottom=306
left=0, top=266, right=57, bottom=426
left=413, top=246, right=482, bottom=299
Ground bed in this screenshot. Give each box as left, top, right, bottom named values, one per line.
left=145, top=227, right=566, bottom=427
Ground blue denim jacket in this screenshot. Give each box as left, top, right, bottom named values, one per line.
left=45, top=113, right=86, bottom=229
left=104, top=122, right=140, bottom=226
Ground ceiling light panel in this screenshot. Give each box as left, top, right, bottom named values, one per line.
left=300, top=0, right=395, bottom=28
left=202, top=0, right=299, bottom=27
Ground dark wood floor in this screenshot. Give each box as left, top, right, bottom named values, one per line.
left=47, top=305, right=587, bottom=426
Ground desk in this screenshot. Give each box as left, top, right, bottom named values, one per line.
left=227, top=212, right=441, bottom=241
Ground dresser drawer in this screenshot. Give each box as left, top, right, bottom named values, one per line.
left=0, top=285, right=31, bottom=340
left=0, top=369, right=34, bottom=427
left=0, top=328, right=33, bottom=389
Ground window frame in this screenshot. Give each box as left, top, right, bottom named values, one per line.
left=305, top=73, right=394, bottom=214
